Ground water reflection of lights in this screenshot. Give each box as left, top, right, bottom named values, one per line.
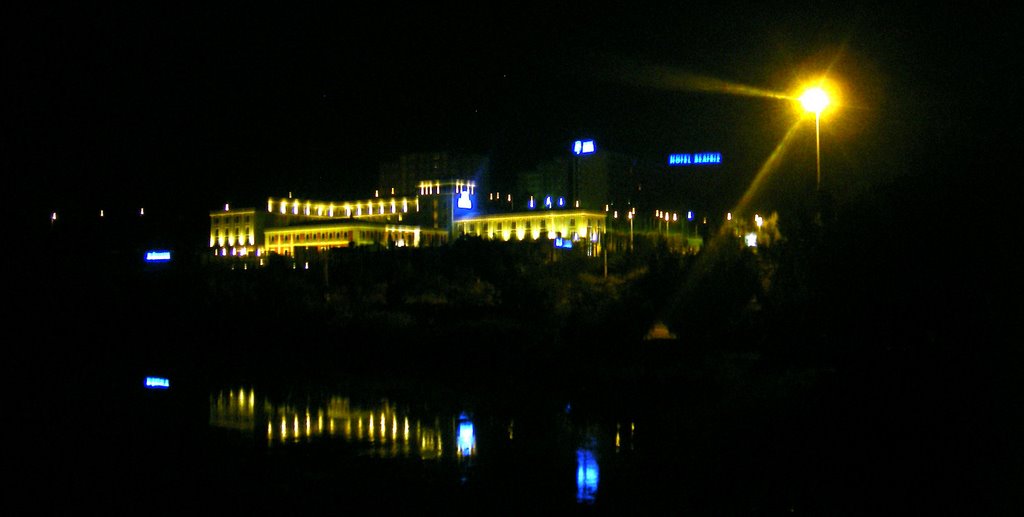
left=576, top=449, right=599, bottom=504
left=457, top=413, right=475, bottom=458
left=209, top=388, right=463, bottom=460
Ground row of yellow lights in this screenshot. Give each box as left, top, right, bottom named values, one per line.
left=267, top=197, right=418, bottom=218
left=211, top=234, right=256, bottom=248
left=418, top=180, right=476, bottom=195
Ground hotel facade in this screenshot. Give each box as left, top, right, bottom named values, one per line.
left=209, top=146, right=709, bottom=260
left=210, top=179, right=615, bottom=260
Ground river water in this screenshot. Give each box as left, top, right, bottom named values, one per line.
left=28, top=363, right=808, bottom=514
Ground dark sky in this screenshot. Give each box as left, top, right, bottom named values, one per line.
left=6, top=4, right=1012, bottom=218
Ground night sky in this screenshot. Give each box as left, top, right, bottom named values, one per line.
left=7, top=4, right=1011, bottom=220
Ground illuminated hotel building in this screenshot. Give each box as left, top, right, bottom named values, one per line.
left=208, top=143, right=719, bottom=259
left=210, top=183, right=465, bottom=258
left=455, top=210, right=606, bottom=247
left=210, top=178, right=614, bottom=258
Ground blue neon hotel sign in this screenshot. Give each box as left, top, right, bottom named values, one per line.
left=668, top=152, right=721, bottom=166
left=573, top=140, right=595, bottom=155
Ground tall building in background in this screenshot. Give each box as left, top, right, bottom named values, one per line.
left=516, top=142, right=640, bottom=212
left=378, top=152, right=490, bottom=197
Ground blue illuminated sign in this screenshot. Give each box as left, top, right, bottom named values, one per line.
left=456, top=190, right=472, bottom=209
left=573, top=140, right=595, bottom=155
left=145, top=376, right=170, bottom=389
left=145, top=250, right=172, bottom=262
left=668, top=152, right=721, bottom=166
left=554, top=237, right=573, bottom=249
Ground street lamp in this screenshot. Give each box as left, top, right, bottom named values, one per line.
left=627, top=211, right=634, bottom=251
left=799, top=86, right=830, bottom=191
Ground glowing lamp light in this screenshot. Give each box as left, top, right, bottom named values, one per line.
left=799, top=87, right=830, bottom=114
left=745, top=233, right=758, bottom=247
left=145, top=376, right=170, bottom=389
left=145, top=250, right=171, bottom=262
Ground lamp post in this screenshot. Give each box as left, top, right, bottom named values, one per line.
left=628, top=211, right=634, bottom=252
left=799, top=87, right=830, bottom=191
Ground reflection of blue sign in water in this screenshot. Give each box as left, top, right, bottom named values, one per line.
left=457, top=413, right=475, bottom=457
left=145, top=250, right=172, bottom=262
left=668, top=152, right=721, bottom=166
left=456, top=190, right=473, bottom=209
left=576, top=449, right=599, bottom=503
left=145, top=376, right=170, bottom=389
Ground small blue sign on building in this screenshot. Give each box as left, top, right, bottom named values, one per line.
left=145, top=250, right=172, bottom=262
left=145, top=376, right=170, bottom=389
left=573, top=140, right=596, bottom=155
